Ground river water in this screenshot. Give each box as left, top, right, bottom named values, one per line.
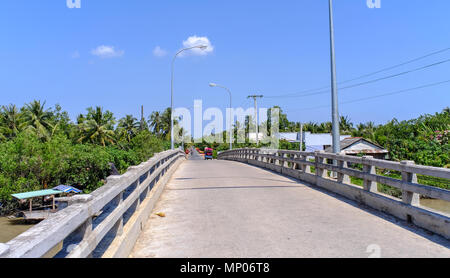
left=420, top=199, right=450, bottom=214
left=0, top=217, right=35, bottom=243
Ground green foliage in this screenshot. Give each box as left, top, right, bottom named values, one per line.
left=373, top=110, right=449, bottom=167
left=0, top=101, right=170, bottom=215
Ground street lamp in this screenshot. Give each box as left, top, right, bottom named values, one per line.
left=209, top=83, right=233, bottom=150
left=171, top=45, right=208, bottom=150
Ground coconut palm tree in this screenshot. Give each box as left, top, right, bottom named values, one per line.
left=0, top=104, right=24, bottom=139
left=339, top=116, right=354, bottom=134
left=304, top=122, right=320, bottom=133
left=149, top=108, right=178, bottom=140
left=118, top=115, right=140, bottom=142
left=161, top=108, right=175, bottom=139
left=78, top=106, right=116, bottom=146
left=22, top=100, right=53, bottom=139
left=149, top=111, right=163, bottom=137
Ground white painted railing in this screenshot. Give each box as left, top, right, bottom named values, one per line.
left=0, top=149, right=185, bottom=258
left=218, top=148, right=450, bottom=239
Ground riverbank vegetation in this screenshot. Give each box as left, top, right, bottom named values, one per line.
left=0, top=101, right=173, bottom=214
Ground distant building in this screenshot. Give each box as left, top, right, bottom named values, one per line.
left=277, top=132, right=300, bottom=142
left=303, top=132, right=351, bottom=152
left=325, top=137, right=388, bottom=159
left=276, top=132, right=351, bottom=151
left=248, top=132, right=265, bottom=142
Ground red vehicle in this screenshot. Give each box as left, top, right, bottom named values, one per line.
left=204, top=147, right=213, bottom=160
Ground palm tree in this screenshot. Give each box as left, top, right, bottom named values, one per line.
left=0, top=104, right=24, bottom=139
left=118, top=115, right=140, bottom=142
left=149, top=111, right=163, bottom=137
left=161, top=108, right=175, bottom=139
left=304, top=122, right=319, bottom=133
left=78, top=107, right=116, bottom=146
left=340, top=116, right=354, bottom=134
left=149, top=108, right=178, bottom=140
left=22, top=100, right=53, bottom=139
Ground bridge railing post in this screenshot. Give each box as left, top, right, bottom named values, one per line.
left=401, top=160, right=420, bottom=206
left=362, top=156, right=377, bottom=193
left=282, top=153, right=288, bottom=168
left=336, top=153, right=350, bottom=184
left=292, top=153, right=298, bottom=170
left=73, top=216, right=93, bottom=244
left=304, top=155, right=312, bottom=174
left=113, top=191, right=124, bottom=236
left=315, top=151, right=327, bottom=178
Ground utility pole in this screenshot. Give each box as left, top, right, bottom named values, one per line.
left=328, top=0, right=340, bottom=155
left=247, top=95, right=263, bottom=145
left=140, top=105, right=145, bottom=131
left=299, top=123, right=303, bottom=152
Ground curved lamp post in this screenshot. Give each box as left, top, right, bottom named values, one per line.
left=171, top=45, right=207, bottom=150
left=209, top=83, right=233, bottom=150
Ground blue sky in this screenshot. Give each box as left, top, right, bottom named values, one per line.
left=1, top=0, right=449, bottom=127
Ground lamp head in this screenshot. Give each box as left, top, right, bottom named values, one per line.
left=209, top=83, right=217, bottom=87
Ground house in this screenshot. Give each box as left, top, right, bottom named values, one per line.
left=248, top=132, right=265, bottom=142
left=275, top=132, right=351, bottom=151
left=325, top=137, right=388, bottom=159
left=277, top=132, right=300, bottom=142
left=303, top=132, right=351, bottom=151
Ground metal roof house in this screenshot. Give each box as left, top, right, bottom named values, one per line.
left=275, top=132, right=351, bottom=151
left=303, top=132, right=351, bottom=152
left=325, top=137, right=388, bottom=159
left=277, top=132, right=300, bottom=142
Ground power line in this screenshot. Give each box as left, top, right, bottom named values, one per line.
left=265, top=58, right=450, bottom=99
left=265, top=47, right=450, bottom=99
left=284, top=79, right=450, bottom=112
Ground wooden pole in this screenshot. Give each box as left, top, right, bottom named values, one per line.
left=52, top=195, right=55, bottom=211
left=29, top=199, right=32, bottom=212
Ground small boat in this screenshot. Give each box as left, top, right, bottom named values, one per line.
left=21, top=210, right=55, bottom=221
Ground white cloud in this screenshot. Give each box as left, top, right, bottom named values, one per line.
left=153, top=46, right=167, bottom=57
left=180, top=35, right=214, bottom=57
left=91, top=45, right=124, bottom=58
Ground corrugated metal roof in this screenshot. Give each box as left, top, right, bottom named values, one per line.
left=324, top=137, right=388, bottom=153
left=278, top=132, right=299, bottom=141
left=12, top=189, right=62, bottom=200
left=305, top=132, right=351, bottom=146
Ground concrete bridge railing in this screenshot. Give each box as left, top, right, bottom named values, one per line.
left=0, top=149, right=185, bottom=258
left=218, top=148, right=450, bottom=239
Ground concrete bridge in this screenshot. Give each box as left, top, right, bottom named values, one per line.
left=1, top=148, right=449, bottom=258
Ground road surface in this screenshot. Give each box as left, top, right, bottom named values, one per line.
left=130, top=158, right=450, bottom=258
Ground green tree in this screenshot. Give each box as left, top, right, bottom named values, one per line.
left=149, top=111, right=163, bottom=137
left=77, top=107, right=116, bottom=146
left=339, top=115, right=354, bottom=134
left=117, top=115, right=140, bottom=142
left=22, top=100, right=54, bottom=140
left=0, top=104, right=24, bottom=140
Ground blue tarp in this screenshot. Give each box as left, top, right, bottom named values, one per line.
left=53, top=185, right=82, bottom=194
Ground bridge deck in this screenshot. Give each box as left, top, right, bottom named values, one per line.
left=130, top=159, right=450, bottom=258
